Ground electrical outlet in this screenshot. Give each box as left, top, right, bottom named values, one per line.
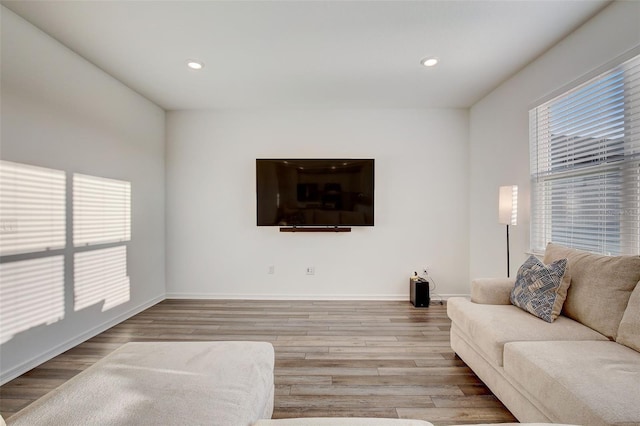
left=268, top=265, right=275, bottom=274
left=306, top=266, right=315, bottom=275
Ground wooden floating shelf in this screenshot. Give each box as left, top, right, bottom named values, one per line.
left=280, top=227, right=351, bottom=233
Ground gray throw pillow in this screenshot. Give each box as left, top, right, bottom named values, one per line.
left=510, top=255, right=570, bottom=322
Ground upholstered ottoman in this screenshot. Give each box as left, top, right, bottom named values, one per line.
left=254, top=419, right=433, bottom=426
left=7, top=341, right=275, bottom=426
left=254, top=421, right=575, bottom=426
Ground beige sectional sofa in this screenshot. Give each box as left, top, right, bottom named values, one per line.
left=447, top=243, right=640, bottom=425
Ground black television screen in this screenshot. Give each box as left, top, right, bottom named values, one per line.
left=256, top=159, right=374, bottom=226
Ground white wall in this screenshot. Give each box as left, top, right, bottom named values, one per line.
left=166, top=109, right=469, bottom=299
left=0, top=7, right=166, bottom=383
left=469, top=0, right=640, bottom=279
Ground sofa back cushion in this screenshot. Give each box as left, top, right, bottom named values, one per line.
left=544, top=243, right=640, bottom=339
left=617, top=281, right=640, bottom=351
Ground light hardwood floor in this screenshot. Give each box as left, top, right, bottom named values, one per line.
left=0, top=300, right=516, bottom=425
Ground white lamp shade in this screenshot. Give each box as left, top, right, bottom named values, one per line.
left=499, top=185, right=518, bottom=226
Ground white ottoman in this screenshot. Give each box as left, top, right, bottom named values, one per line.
left=255, top=421, right=576, bottom=426
left=254, top=419, right=433, bottom=426
left=7, top=341, right=275, bottom=426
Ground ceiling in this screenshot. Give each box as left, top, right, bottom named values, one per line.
left=2, top=0, right=611, bottom=111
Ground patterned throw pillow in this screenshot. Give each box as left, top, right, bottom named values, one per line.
left=510, top=255, right=570, bottom=322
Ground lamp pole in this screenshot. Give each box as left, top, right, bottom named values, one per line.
left=506, top=224, right=510, bottom=277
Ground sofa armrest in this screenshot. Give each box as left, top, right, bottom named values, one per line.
left=471, top=277, right=516, bottom=305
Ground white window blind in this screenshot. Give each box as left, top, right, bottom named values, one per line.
left=530, top=53, right=640, bottom=255
left=73, top=173, right=131, bottom=247
left=0, top=161, right=66, bottom=256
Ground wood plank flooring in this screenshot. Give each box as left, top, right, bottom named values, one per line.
left=0, top=300, right=516, bottom=425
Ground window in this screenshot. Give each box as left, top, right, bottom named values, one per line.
left=530, top=53, right=640, bottom=255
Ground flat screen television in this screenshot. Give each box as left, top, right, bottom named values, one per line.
left=256, top=159, right=374, bottom=227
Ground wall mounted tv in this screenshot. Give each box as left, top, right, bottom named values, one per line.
left=256, top=159, right=374, bottom=227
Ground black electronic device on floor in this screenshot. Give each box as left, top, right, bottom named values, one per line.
left=410, top=278, right=430, bottom=308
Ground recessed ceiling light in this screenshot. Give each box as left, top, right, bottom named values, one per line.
left=186, top=60, right=204, bottom=70
left=420, top=57, right=439, bottom=67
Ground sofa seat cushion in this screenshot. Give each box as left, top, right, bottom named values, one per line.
left=504, top=340, right=640, bottom=425
left=447, top=298, right=607, bottom=367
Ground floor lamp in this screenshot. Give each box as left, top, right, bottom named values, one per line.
left=499, top=185, right=518, bottom=277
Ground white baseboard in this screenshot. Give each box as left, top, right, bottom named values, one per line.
left=0, top=294, right=165, bottom=386
left=165, top=292, right=468, bottom=301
